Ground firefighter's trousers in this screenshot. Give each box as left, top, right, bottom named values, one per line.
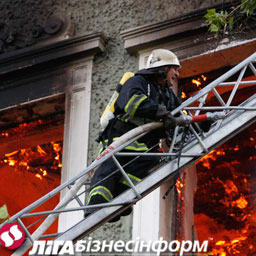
left=86, top=153, right=159, bottom=215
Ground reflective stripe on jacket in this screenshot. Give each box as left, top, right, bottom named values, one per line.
left=98, top=137, right=148, bottom=155
left=119, top=173, right=142, bottom=187
left=124, top=94, right=148, bottom=117
left=87, top=185, right=113, bottom=204
left=97, top=71, right=181, bottom=153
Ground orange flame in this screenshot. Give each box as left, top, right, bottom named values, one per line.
left=213, top=236, right=249, bottom=255
left=8, top=160, right=16, bottom=166
left=176, top=176, right=185, bottom=203
left=223, top=180, right=238, bottom=194
left=35, top=174, right=42, bottom=180
left=192, top=79, right=201, bottom=87
left=195, top=131, right=256, bottom=256
left=5, top=151, right=19, bottom=157
left=37, top=145, right=47, bottom=156
left=234, top=145, right=239, bottom=151
left=191, top=75, right=207, bottom=88
left=181, top=91, right=187, bottom=99
left=233, top=195, right=248, bottom=209
left=0, top=123, right=63, bottom=181
left=216, top=241, right=225, bottom=246
left=197, top=149, right=226, bottom=169
left=51, top=142, right=62, bottom=168
left=201, top=74, right=207, bottom=81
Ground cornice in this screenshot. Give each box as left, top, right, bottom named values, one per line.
left=0, top=31, right=108, bottom=75
left=121, top=15, right=205, bottom=54
left=120, top=2, right=239, bottom=54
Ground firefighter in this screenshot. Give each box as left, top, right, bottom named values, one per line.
left=86, top=49, right=181, bottom=222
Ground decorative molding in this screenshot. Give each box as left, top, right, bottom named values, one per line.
left=120, top=13, right=206, bottom=54
left=0, top=13, right=105, bottom=234
left=59, top=60, right=93, bottom=232
left=0, top=15, right=74, bottom=55
left=120, top=1, right=256, bottom=58
left=73, top=64, right=88, bottom=85
left=121, top=1, right=256, bottom=78
left=120, top=1, right=228, bottom=55
left=0, top=31, right=108, bottom=75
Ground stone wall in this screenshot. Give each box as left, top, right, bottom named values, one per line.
left=0, top=0, right=232, bottom=243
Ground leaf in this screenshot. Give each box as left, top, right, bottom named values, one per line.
left=205, top=0, right=256, bottom=35
left=229, top=16, right=234, bottom=30
left=209, top=23, right=220, bottom=33
left=204, top=8, right=216, bottom=18
left=241, top=0, right=256, bottom=16
left=0, top=204, right=9, bottom=220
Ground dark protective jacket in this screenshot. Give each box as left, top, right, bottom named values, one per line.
left=97, top=69, right=181, bottom=155
left=87, top=70, right=181, bottom=214
left=87, top=70, right=212, bottom=214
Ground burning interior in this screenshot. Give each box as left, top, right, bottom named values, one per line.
left=176, top=65, right=256, bottom=255
left=195, top=123, right=256, bottom=256
left=0, top=95, right=65, bottom=245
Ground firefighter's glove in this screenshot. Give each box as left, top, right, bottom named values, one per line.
left=163, top=113, right=177, bottom=130
left=206, top=112, right=225, bottom=121
left=175, top=115, right=192, bottom=126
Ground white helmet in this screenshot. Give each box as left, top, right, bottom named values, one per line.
left=146, top=49, right=180, bottom=69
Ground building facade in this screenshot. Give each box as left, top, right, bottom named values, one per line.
left=0, top=0, right=255, bottom=255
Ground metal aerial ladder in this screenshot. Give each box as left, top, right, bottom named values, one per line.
left=2, top=51, right=256, bottom=255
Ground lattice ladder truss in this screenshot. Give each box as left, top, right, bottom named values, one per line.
left=5, top=51, right=256, bottom=256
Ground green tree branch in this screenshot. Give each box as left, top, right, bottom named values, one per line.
left=204, top=0, right=256, bottom=35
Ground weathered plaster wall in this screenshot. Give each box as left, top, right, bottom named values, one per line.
left=0, top=0, right=231, bottom=159
left=0, top=0, right=231, bottom=243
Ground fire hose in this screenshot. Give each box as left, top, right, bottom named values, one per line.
left=12, top=112, right=225, bottom=255
left=162, top=111, right=226, bottom=199
left=175, top=111, right=226, bottom=126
